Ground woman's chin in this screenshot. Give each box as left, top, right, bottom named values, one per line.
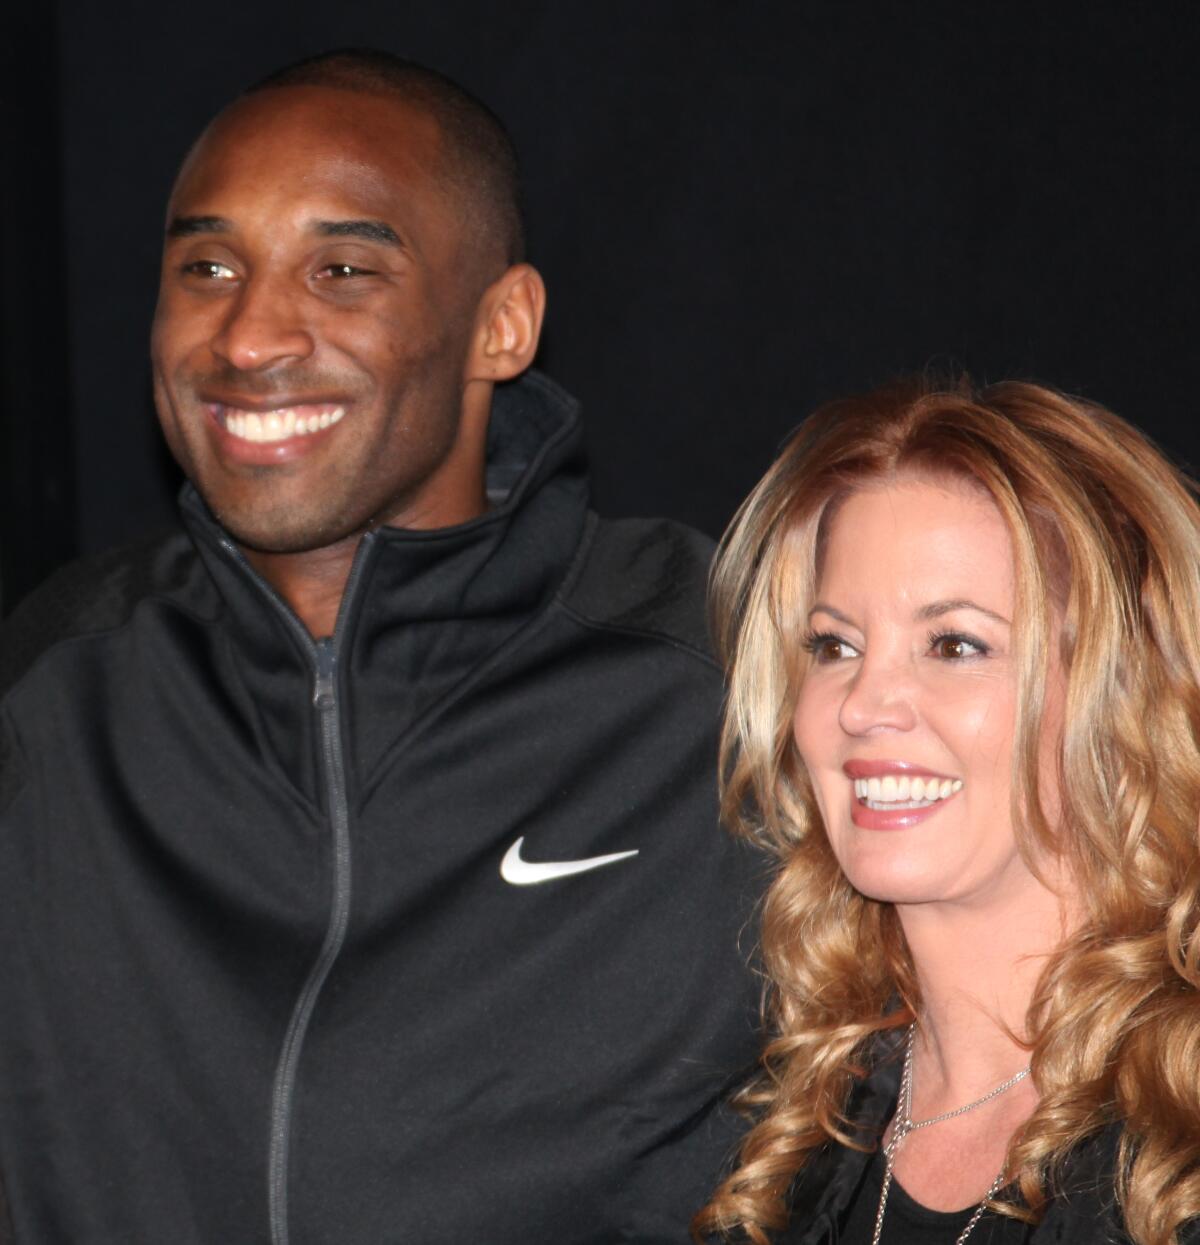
left=842, top=857, right=964, bottom=907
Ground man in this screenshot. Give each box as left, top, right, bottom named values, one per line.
left=0, top=51, right=760, bottom=1243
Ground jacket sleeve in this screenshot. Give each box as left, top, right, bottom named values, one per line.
left=0, top=1167, right=13, bottom=1245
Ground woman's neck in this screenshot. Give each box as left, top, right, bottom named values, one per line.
left=896, top=865, right=1077, bottom=1115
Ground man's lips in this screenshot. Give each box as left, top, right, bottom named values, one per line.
left=199, top=391, right=349, bottom=413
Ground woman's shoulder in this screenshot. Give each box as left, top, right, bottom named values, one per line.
left=777, top=1035, right=905, bottom=1243
left=780, top=1107, right=1200, bottom=1245
left=1034, top=1123, right=1200, bottom=1244
left=1032, top=1124, right=1124, bottom=1242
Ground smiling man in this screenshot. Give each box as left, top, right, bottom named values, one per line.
left=155, top=63, right=539, bottom=634
left=0, top=51, right=759, bottom=1245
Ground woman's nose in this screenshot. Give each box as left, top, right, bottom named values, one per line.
left=837, top=654, right=918, bottom=736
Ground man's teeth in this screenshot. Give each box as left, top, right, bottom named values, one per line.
left=223, top=406, right=345, bottom=443
left=854, top=775, right=963, bottom=809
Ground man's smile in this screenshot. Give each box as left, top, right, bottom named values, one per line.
left=209, top=402, right=347, bottom=444
left=198, top=398, right=352, bottom=465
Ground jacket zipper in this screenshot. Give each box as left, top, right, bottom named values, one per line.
left=218, top=535, right=374, bottom=1245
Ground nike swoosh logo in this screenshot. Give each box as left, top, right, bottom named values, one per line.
left=500, top=836, right=639, bottom=886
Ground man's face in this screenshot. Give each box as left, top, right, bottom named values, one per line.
left=152, top=86, right=487, bottom=554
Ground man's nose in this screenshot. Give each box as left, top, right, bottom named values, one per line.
left=837, top=654, right=918, bottom=736
left=209, top=276, right=315, bottom=371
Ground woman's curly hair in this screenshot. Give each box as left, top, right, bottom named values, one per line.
left=694, top=376, right=1200, bottom=1244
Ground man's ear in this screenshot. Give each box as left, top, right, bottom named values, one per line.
left=465, top=264, right=546, bottom=383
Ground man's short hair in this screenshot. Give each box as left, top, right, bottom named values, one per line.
left=248, top=49, right=524, bottom=269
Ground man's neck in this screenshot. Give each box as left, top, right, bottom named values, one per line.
left=243, top=537, right=362, bottom=640
left=228, top=400, right=497, bottom=641
left=237, top=472, right=493, bottom=638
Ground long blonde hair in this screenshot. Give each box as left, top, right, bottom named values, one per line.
left=696, top=376, right=1200, bottom=1244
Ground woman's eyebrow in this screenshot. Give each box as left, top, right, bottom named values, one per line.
left=807, top=600, right=1012, bottom=626
left=915, top=598, right=1011, bottom=625
left=807, top=602, right=853, bottom=624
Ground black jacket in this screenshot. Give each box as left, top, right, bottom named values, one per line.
left=0, top=373, right=762, bottom=1244
left=779, top=1035, right=1192, bottom=1245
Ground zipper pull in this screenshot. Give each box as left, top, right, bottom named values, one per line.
left=313, top=639, right=336, bottom=707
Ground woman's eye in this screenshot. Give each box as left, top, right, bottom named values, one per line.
left=803, top=632, right=860, bottom=664
left=929, top=632, right=987, bottom=660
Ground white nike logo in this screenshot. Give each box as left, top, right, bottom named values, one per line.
left=499, top=836, right=639, bottom=886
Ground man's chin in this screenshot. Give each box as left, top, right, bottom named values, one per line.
left=207, top=500, right=359, bottom=559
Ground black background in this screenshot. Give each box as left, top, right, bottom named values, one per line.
left=3, top=2, right=1199, bottom=614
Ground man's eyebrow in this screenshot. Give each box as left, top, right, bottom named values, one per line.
left=312, top=219, right=402, bottom=245
left=166, top=215, right=232, bottom=238
left=915, top=599, right=1010, bottom=625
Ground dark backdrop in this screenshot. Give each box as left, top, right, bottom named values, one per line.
left=4, top=1, right=1199, bottom=613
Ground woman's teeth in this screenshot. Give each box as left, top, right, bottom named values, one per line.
left=854, top=775, right=963, bottom=809
left=223, top=406, right=345, bottom=443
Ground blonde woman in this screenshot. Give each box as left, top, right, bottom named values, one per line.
left=695, top=378, right=1200, bottom=1244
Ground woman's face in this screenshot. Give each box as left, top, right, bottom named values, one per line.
left=792, top=474, right=1057, bottom=910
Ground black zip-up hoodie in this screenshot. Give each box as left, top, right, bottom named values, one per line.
left=0, top=373, right=762, bottom=1244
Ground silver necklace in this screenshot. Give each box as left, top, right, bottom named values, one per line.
left=870, top=1025, right=1031, bottom=1245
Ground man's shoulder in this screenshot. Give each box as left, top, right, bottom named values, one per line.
left=0, top=527, right=199, bottom=703
left=559, top=513, right=718, bottom=663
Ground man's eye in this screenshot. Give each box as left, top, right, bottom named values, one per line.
left=928, top=631, right=988, bottom=660
left=182, top=260, right=236, bottom=280
left=317, top=263, right=376, bottom=279
left=802, top=631, right=860, bottom=664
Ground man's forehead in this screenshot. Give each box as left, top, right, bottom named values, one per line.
left=174, top=86, right=448, bottom=203
left=213, top=83, right=442, bottom=143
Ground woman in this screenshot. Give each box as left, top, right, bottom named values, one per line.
left=694, top=376, right=1200, bottom=1244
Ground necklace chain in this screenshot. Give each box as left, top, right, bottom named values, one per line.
left=870, top=1025, right=1031, bottom=1245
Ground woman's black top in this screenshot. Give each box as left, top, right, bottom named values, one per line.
left=776, top=1031, right=1144, bottom=1244
left=838, top=1147, right=1032, bottom=1244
